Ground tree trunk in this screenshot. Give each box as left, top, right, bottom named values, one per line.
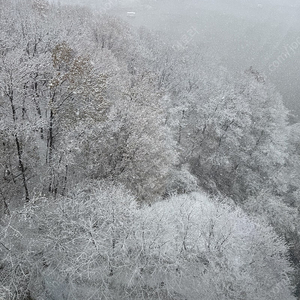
left=15, top=135, right=30, bottom=202
left=9, top=90, right=30, bottom=202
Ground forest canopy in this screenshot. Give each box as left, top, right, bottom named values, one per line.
left=0, top=1, right=300, bottom=299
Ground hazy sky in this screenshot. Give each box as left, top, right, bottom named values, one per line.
left=58, top=0, right=300, bottom=120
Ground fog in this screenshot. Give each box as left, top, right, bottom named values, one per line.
left=2, top=2, right=300, bottom=298
left=58, top=0, right=300, bottom=120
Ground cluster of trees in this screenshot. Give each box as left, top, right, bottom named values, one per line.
left=1, top=0, right=300, bottom=299
left=0, top=182, right=296, bottom=300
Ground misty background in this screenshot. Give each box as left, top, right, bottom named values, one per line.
left=54, top=0, right=300, bottom=121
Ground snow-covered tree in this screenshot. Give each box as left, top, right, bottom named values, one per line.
left=1, top=188, right=296, bottom=300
